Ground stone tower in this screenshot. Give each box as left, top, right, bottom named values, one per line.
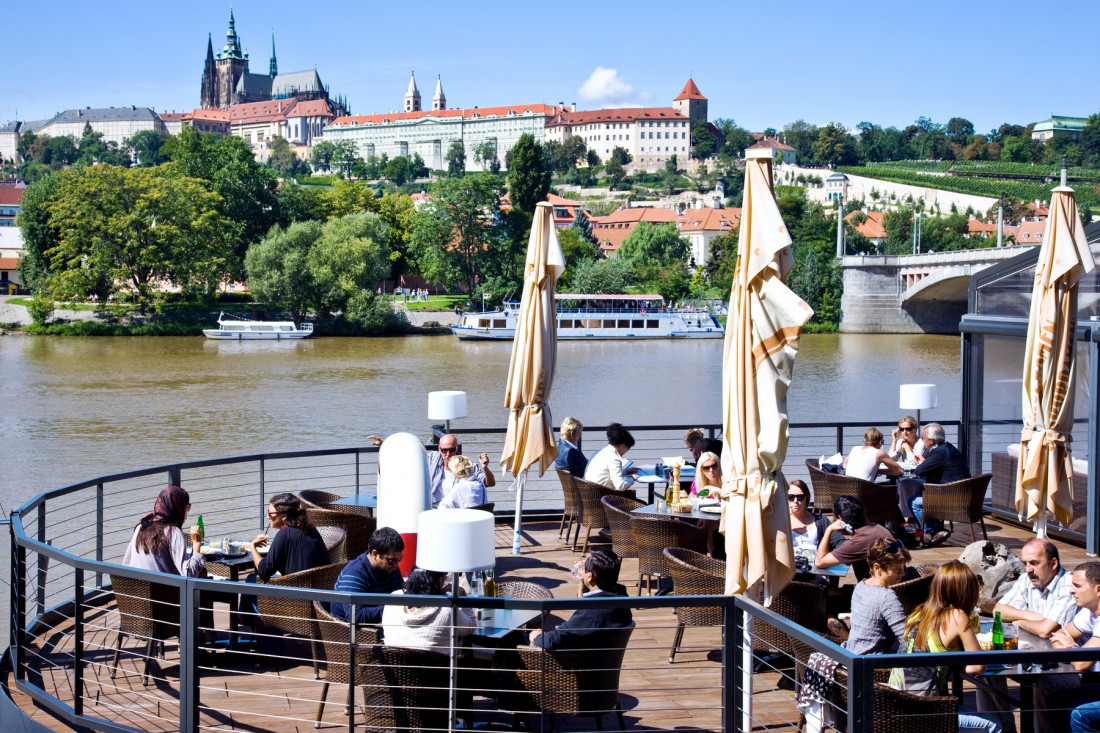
left=215, top=9, right=249, bottom=108
left=432, top=75, right=446, bottom=111
left=404, top=72, right=421, bottom=112
left=673, top=77, right=707, bottom=127
left=200, top=34, right=218, bottom=108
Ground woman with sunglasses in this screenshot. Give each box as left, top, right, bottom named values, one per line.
left=249, top=493, right=329, bottom=581
left=687, top=451, right=723, bottom=497
left=837, top=537, right=911, bottom=654
left=787, top=480, right=833, bottom=571
left=890, top=416, right=926, bottom=464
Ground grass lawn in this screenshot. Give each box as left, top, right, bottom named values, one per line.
left=402, top=294, right=468, bottom=312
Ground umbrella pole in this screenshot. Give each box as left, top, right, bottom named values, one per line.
left=1035, top=514, right=1048, bottom=539
left=512, top=470, right=527, bottom=555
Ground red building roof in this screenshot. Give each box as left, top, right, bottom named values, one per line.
left=0, top=187, right=26, bottom=206
left=547, top=107, right=686, bottom=126
left=845, top=210, right=887, bottom=240
left=331, top=103, right=564, bottom=127
left=590, top=208, right=678, bottom=252
left=289, top=99, right=335, bottom=118
left=748, top=138, right=796, bottom=152
left=673, top=78, right=706, bottom=101
left=228, top=99, right=298, bottom=123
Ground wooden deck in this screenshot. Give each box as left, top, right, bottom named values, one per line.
left=5, top=514, right=1092, bottom=733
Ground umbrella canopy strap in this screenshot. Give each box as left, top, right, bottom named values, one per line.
left=1020, top=426, right=1073, bottom=445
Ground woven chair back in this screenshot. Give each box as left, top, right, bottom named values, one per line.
left=601, top=494, right=645, bottom=559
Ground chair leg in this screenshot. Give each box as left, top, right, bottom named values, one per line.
left=315, top=681, right=329, bottom=728
left=669, top=622, right=685, bottom=664
left=109, top=633, right=124, bottom=679
left=980, top=516, right=988, bottom=540
left=141, top=640, right=155, bottom=686
left=309, top=636, right=322, bottom=680
left=581, top=527, right=591, bottom=554
left=616, top=701, right=626, bottom=731
left=968, top=522, right=977, bottom=543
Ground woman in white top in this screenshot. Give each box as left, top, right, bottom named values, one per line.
left=889, top=415, right=926, bottom=464
left=439, top=455, right=487, bottom=509
left=382, top=569, right=475, bottom=653
left=583, top=422, right=639, bottom=490
left=843, top=427, right=903, bottom=482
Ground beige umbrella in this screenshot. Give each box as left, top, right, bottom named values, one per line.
left=501, top=202, right=565, bottom=554
left=1016, top=186, right=1094, bottom=536
left=720, top=149, right=814, bottom=601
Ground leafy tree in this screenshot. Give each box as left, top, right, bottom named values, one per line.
left=505, top=133, right=550, bottom=214
left=474, top=140, right=500, bottom=174
left=1079, top=113, right=1100, bottom=167
left=409, top=173, right=505, bottom=297
left=244, top=220, right=323, bottom=323
left=563, top=137, right=587, bottom=169
left=16, top=172, right=62, bottom=289
left=1000, top=135, right=1039, bottom=163
left=311, top=141, right=338, bottom=173
left=883, top=207, right=914, bottom=255
left=788, top=237, right=841, bottom=329
left=556, top=227, right=599, bottom=289
left=586, top=149, right=601, bottom=167
left=409, top=153, right=429, bottom=179
left=715, top=118, right=754, bottom=160
left=690, top=120, right=716, bottom=159
left=309, top=213, right=392, bottom=328
left=45, top=164, right=234, bottom=310
left=383, top=155, right=409, bottom=185
left=276, top=180, right=325, bottom=226
left=609, top=147, right=632, bottom=166
left=318, top=179, right=377, bottom=220
left=267, top=136, right=301, bottom=175
left=565, top=257, right=634, bottom=294
left=126, top=129, right=171, bottom=167
left=604, top=159, right=627, bottom=189
left=782, top=119, right=820, bottom=163
left=812, top=123, right=860, bottom=166
left=663, top=154, right=679, bottom=194
left=986, top=196, right=1029, bottom=226
left=331, top=140, right=360, bottom=177
left=618, top=222, right=689, bottom=276
left=945, top=117, right=975, bottom=144
left=376, top=192, right=416, bottom=283
left=703, top=231, right=738, bottom=294
left=76, top=123, right=131, bottom=166
left=446, top=141, right=466, bottom=178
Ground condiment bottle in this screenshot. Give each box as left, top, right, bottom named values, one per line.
left=970, top=606, right=981, bottom=634
left=667, top=465, right=680, bottom=507
left=992, top=611, right=1004, bottom=650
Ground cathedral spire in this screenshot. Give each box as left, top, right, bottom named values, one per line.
left=269, top=32, right=278, bottom=77
left=201, top=33, right=218, bottom=109
left=404, top=71, right=421, bottom=112
left=432, top=75, right=446, bottom=111
left=223, top=8, right=244, bottom=60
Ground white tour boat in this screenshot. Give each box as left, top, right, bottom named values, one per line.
left=451, top=294, right=724, bottom=341
left=203, top=312, right=314, bottom=340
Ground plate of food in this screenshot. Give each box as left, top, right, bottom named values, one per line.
left=199, top=544, right=222, bottom=557
left=699, top=505, right=724, bottom=515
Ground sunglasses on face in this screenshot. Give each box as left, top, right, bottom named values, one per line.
left=787, top=493, right=807, bottom=502
left=899, top=426, right=914, bottom=432
left=440, top=447, right=457, bottom=454
left=701, top=463, right=719, bottom=471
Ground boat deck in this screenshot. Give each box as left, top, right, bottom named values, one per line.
left=5, top=515, right=1088, bottom=733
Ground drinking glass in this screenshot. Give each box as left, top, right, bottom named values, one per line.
left=655, top=497, right=666, bottom=513
left=1003, top=622, right=1019, bottom=650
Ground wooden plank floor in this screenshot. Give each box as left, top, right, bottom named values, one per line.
left=5, top=514, right=1091, bottom=733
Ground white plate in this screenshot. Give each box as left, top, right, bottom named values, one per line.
left=699, top=505, right=723, bottom=515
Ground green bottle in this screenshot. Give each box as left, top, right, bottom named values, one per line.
left=992, top=611, right=1004, bottom=650
left=196, top=515, right=205, bottom=542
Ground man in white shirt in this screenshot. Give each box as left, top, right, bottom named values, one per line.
left=994, top=538, right=1077, bottom=639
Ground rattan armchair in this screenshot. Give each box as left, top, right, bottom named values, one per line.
left=752, top=579, right=830, bottom=663
left=108, top=575, right=181, bottom=685
left=555, top=469, right=580, bottom=546
left=299, top=489, right=342, bottom=508
left=629, top=513, right=708, bottom=595
left=663, top=547, right=724, bottom=663
left=471, top=502, right=496, bottom=514
left=601, top=494, right=645, bottom=560
left=358, top=644, right=451, bottom=733
left=316, top=526, right=347, bottom=564
left=805, top=458, right=833, bottom=514
left=891, top=565, right=938, bottom=618
left=305, top=507, right=376, bottom=560
left=499, top=580, right=553, bottom=629
left=921, top=473, right=992, bottom=543
left=312, top=600, right=383, bottom=727
left=872, top=682, right=959, bottom=733
left=509, top=624, right=635, bottom=731
left=256, top=561, right=348, bottom=678
left=572, top=477, right=621, bottom=554
left=825, top=473, right=897, bottom=526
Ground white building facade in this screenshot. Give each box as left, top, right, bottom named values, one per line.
left=34, top=107, right=166, bottom=147
left=544, top=108, right=691, bottom=166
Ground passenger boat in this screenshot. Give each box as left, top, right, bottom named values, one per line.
left=450, top=294, right=724, bottom=340
left=203, top=312, right=314, bottom=340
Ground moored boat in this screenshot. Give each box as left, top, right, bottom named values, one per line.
left=202, top=312, right=314, bottom=340
left=450, top=294, right=724, bottom=340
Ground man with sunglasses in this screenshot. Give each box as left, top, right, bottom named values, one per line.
left=331, top=527, right=406, bottom=625
left=427, top=433, right=496, bottom=508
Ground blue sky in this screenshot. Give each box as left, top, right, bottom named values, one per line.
left=3, top=0, right=1097, bottom=134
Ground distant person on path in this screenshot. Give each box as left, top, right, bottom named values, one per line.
left=584, top=423, right=640, bottom=491
left=331, top=527, right=405, bottom=625
left=554, top=416, right=588, bottom=476
left=427, top=433, right=496, bottom=508
left=842, top=427, right=903, bottom=482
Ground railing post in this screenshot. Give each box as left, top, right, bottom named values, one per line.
left=36, top=504, right=46, bottom=618
left=73, top=567, right=84, bottom=718
left=723, top=598, right=744, bottom=733
left=355, top=451, right=361, bottom=496
left=11, top=514, right=26, bottom=682
left=347, top=604, right=356, bottom=733
left=835, top=425, right=845, bottom=456
left=96, top=482, right=104, bottom=589
left=259, top=458, right=266, bottom=530
left=168, top=465, right=181, bottom=487
left=847, top=654, right=874, bottom=733
left=179, top=580, right=200, bottom=733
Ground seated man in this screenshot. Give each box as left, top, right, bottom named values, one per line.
left=684, top=428, right=723, bottom=463
left=1049, top=562, right=1100, bottom=730
left=427, top=433, right=496, bottom=508
left=331, top=527, right=405, bottom=625
left=994, top=538, right=1077, bottom=639
left=899, top=422, right=971, bottom=547
left=815, top=495, right=894, bottom=582
left=529, top=548, right=632, bottom=650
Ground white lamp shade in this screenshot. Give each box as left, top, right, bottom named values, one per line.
left=899, top=383, right=938, bottom=411
left=416, top=509, right=496, bottom=572
left=428, top=391, right=468, bottom=421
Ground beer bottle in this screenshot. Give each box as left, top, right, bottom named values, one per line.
left=196, top=515, right=205, bottom=542
left=992, top=611, right=1004, bottom=650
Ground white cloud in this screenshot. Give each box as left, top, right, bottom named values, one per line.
left=576, top=67, right=652, bottom=108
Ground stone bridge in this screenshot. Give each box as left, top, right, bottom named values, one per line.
left=840, top=247, right=1033, bottom=333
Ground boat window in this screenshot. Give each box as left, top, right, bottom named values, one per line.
left=603, top=320, right=616, bottom=329
left=224, top=324, right=243, bottom=330
left=255, top=325, right=273, bottom=331
left=647, top=320, right=660, bottom=328
left=281, top=326, right=293, bottom=331
left=632, top=320, right=643, bottom=328
left=618, top=320, right=630, bottom=328
left=493, top=320, right=506, bottom=329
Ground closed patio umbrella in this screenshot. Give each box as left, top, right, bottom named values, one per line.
left=1016, top=186, right=1093, bottom=536
left=501, top=202, right=565, bottom=554
left=720, top=149, right=814, bottom=601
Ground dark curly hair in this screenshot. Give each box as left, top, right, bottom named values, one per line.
left=606, top=422, right=635, bottom=449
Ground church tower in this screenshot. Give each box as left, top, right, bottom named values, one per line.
left=200, top=34, right=217, bottom=108
left=432, top=75, right=446, bottom=111
left=215, top=9, right=249, bottom=108
left=269, top=34, right=278, bottom=78
left=404, top=72, right=421, bottom=112
left=673, top=77, right=708, bottom=127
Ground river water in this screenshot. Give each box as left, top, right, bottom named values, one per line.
left=0, top=332, right=961, bottom=511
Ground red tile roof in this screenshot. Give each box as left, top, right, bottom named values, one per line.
left=1026, top=201, right=1050, bottom=218
left=547, top=107, right=686, bottom=126
left=330, top=103, right=564, bottom=127
left=158, top=112, right=189, bottom=121
left=0, top=257, right=20, bottom=269
left=0, top=188, right=26, bottom=206
left=677, top=207, right=741, bottom=233
left=590, top=208, right=678, bottom=252
left=547, top=193, right=581, bottom=207
left=227, top=99, right=299, bottom=123
left=184, top=108, right=231, bottom=121
left=845, top=210, right=886, bottom=239
left=748, top=138, right=795, bottom=152
left=967, top=219, right=996, bottom=235
left=289, top=99, right=335, bottom=118
left=673, top=78, right=706, bottom=101
left=1015, top=220, right=1046, bottom=243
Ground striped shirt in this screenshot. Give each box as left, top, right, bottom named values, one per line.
left=998, top=567, right=1077, bottom=628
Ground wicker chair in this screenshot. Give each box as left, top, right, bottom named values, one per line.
left=316, top=526, right=347, bottom=564
left=499, top=580, right=553, bottom=629
left=805, top=458, right=833, bottom=514
left=312, top=600, right=383, bottom=727
left=108, top=575, right=181, bottom=684
left=872, top=682, right=959, bottom=733
left=663, top=547, right=724, bottom=663
left=629, top=513, right=708, bottom=595
left=601, top=494, right=645, bottom=561
left=359, top=644, right=452, bottom=733
left=305, top=507, right=376, bottom=560
left=471, top=502, right=496, bottom=514
left=256, top=561, right=348, bottom=679
left=892, top=565, right=938, bottom=618
left=572, top=477, right=622, bottom=554
left=299, top=489, right=342, bottom=508
left=825, top=473, right=897, bottom=526
left=555, top=469, right=580, bottom=546
left=921, top=474, right=992, bottom=543
left=509, top=624, right=635, bottom=731
left=752, top=579, right=830, bottom=663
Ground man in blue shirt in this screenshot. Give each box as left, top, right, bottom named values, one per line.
left=331, top=527, right=405, bottom=625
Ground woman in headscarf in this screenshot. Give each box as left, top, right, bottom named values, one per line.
left=122, top=485, right=205, bottom=577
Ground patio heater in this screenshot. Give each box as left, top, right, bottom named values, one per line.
left=429, top=390, right=468, bottom=435
left=417, top=509, right=496, bottom=733
left=899, top=383, right=938, bottom=428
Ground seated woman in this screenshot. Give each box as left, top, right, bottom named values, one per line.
left=788, top=480, right=839, bottom=580
left=889, top=561, right=1002, bottom=733
left=683, top=428, right=723, bottom=463
left=889, top=415, right=926, bottom=464
left=583, top=422, right=640, bottom=491
left=249, top=493, right=329, bottom=581
left=839, top=537, right=910, bottom=654
left=123, top=485, right=205, bottom=577
left=687, top=451, right=722, bottom=497
left=439, top=455, right=488, bottom=509
left=554, top=416, right=588, bottom=476
left=842, top=427, right=903, bottom=482
left=381, top=568, right=475, bottom=653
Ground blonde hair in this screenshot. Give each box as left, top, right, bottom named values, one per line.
left=448, top=454, right=473, bottom=479
left=863, top=427, right=884, bottom=446
left=683, top=428, right=706, bottom=448
left=560, top=416, right=582, bottom=440
left=696, top=452, right=722, bottom=488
